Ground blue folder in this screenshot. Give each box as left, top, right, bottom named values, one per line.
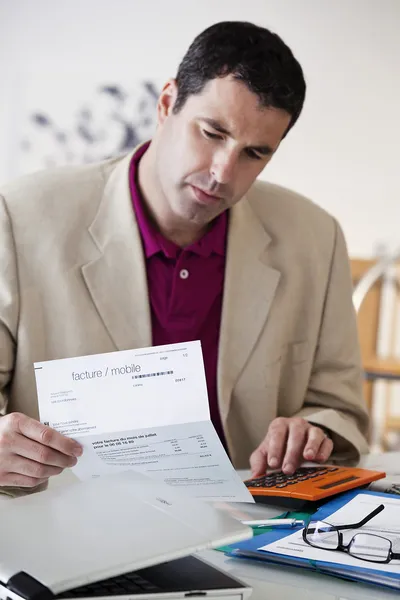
left=225, top=489, right=400, bottom=591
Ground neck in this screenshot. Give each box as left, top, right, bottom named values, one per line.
left=137, top=144, right=208, bottom=248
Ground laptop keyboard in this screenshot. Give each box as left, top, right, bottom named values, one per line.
left=56, top=572, right=161, bottom=597
left=54, top=555, right=244, bottom=598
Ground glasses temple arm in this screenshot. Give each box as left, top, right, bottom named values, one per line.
left=335, top=504, right=385, bottom=531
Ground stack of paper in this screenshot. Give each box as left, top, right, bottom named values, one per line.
left=226, top=490, right=400, bottom=591
left=369, top=477, right=400, bottom=496
left=361, top=452, right=400, bottom=496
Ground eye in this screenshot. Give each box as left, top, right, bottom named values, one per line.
left=246, top=149, right=263, bottom=161
left=203, top=129, right=223, bottom=140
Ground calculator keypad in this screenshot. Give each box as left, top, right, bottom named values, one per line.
left=245, top=466, right=339, bottom=488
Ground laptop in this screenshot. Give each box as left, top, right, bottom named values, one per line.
left=0, top=471, right=253, bottom=600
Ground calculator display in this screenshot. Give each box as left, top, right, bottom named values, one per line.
left=318, top=475, right=359, bottom=489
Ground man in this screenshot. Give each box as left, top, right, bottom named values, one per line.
left=0, top=21, right=368, bottom=495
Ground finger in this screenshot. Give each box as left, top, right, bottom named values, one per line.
left=315, top=436, right=334, bottom=462
left=6, top=455, right=64, bottom=480
left=265, top=419, right=289, bottom=469
left=302, top=426, right=327, bottom=461
left=1, top=472, right=48, bottom=488
left=282, top=422, right=308, bottom=474
left=249, top=445, right=268, bottom=478
left=16, top=415, right=82, bottom=457
left=13, top=432, right=78, bottom=468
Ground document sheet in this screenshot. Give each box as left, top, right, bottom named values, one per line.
left=34, top=341, right=253, bottom=503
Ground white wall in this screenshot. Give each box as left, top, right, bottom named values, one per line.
left=0, top=0, right=399, bottom=257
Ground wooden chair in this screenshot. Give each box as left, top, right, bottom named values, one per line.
left=351, top=254, right=400, bottom=447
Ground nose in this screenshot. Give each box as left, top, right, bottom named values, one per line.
left=210, top=148, right=238, bottom=185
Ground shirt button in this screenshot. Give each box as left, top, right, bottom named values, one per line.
left=179, top=268, right=189, bottom=280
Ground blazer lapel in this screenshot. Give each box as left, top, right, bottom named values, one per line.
left=81, top=152, right=152, bottom=351
left=218, top=197, right=281, bottom=423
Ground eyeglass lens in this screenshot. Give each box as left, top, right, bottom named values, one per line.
left=306, top=520, right=340, bottom=550
left=349, top=533, right=391, bottom=562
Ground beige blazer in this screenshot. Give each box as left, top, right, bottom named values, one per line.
left=0, top=149, right=369, bottom=478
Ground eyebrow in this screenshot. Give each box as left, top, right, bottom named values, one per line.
left=199, top=117, right=275, bottom=155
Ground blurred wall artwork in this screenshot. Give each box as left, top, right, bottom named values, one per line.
left=11, top=77, right=160, bottom=177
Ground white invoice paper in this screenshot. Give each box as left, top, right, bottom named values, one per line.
left=34, top=341, right=254, bottom=503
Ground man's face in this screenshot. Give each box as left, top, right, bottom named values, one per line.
left=153, top=75, right=292, bottom=226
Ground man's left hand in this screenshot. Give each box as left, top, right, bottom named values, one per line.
left=249, top=417, right=334, bottom=477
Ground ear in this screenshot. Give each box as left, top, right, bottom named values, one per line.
left=157, top=79, right=178, bottom=125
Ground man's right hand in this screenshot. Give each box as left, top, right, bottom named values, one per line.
left=0, top=412, right=83, bottom=487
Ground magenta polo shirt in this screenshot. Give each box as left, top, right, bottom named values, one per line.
left=129, top=143, right=228, bottom=450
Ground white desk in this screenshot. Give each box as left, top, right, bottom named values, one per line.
left=2, top=453, right=399, bottom=600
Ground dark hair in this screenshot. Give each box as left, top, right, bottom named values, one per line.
left=173, top=21, right=306, bottom=136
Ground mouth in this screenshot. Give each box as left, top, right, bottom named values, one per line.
left=189, top=185, right=223, bottom=206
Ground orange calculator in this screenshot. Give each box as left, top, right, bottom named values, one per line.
left=244, top=465, right=386, bottom=509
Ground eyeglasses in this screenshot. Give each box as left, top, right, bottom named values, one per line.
left=303, top=504, right=400, bottom=564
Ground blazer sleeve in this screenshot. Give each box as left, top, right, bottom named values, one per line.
left=293, top=218, right=369, bottom=462
left=0, top=194, right=18, bottom=418
left=0, top=195, right=31, bottom=498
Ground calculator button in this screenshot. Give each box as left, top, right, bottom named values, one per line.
left=276, top=483, right=288, bottom=488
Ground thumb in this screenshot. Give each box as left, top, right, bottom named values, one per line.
left=249, top=446, right=268, bottom=478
